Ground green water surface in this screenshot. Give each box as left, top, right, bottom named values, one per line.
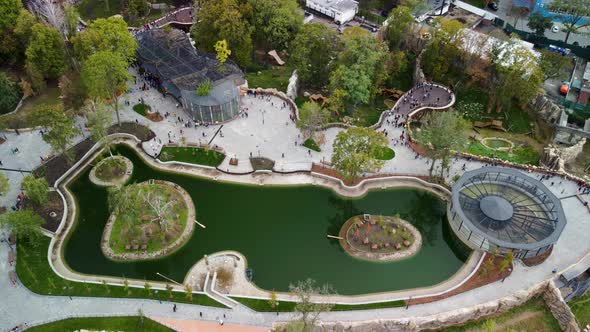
left=64, top=145, right=468, bottom=295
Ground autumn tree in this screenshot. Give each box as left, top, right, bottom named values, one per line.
left=190, top=0, right=253, bottom=67
left=414, top=111, right=469, bottom=177
left=72, top=17, right=137, bottom=64
left=38, top=104, right=81, bottom=162
left=215, top=39, right=231, bottom=65
left=548, top=0, right=590, bottom=43
left=22, top=175, right=50, bottom=206
left=26, top=23, right=67, bottom=80
left=331, top=127, right=389, bottom=182
left=290, top=23, right=341, bottom=88
left=297, top=102, right=329, bottom=139
left=82, top=50, right=131, bottom=125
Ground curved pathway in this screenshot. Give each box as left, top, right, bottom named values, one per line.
left=391, top=83, right=454, bottom=116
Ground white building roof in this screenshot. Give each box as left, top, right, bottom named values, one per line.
left=455, top=0, right=498, bottom=21
left=461, top=28, right=539, bottom=69
left=308, top=0, right=358, bottom=13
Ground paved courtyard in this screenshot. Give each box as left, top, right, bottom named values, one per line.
left=1, top=74, right=590, bottom=330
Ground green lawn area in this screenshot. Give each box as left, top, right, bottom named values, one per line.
left=349, top=95, right=389, bottom=127
left=303, top=138, right=321, bottom=152
left=245, top=65, right=294, bottom=92
left=27, top=316, right=173, bottom=332
left=16, top=236, right=225, bottom=307
left=373, top=146, right=395, bottom=160
left=569, top=292, right=590, bottom=328
left=0, top=86, right=61, bottom=129
left=467, top=141, right=540, bottom=165
left=231, top=296, right=406, bottom=312
left=434, top=297, right=560, bottom=331
left=133, top=103, right=150, bottom=116
left=159, top=146, right=226, bottom=167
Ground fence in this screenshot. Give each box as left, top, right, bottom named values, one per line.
left=504, top=24, right=590, bottom=59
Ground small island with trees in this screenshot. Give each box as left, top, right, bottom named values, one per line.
left=89, top=155, right=133, bottom=187
left=338, top=214, right=422, bottom=262
left=101, top=180, right=195, bottom=261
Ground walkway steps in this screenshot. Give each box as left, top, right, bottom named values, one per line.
left=203, top=271, right=236, bottom=309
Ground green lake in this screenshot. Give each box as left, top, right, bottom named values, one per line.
left=64, top=145, right=468, bottom=295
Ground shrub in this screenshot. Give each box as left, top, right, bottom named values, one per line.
left=0, top=72, right=22, bottom=115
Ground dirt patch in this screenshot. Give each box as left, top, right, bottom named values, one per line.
left=311, top=163, right=437, bottom=186
left=22, top=191, right=64, bottom=232
left=408, top=254, right=512, bottom=305
left=146, top=112, right=163, bottom=122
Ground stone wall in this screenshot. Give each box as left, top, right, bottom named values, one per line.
left=413, top=49, right=426, bottom=86
left=530, top=94, right=563, bottom=125
left=274, top=281, right=581, bottom=332
left=541, top=138, right=587, bottom=172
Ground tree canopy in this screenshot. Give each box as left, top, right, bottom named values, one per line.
left=249, top=0, right=303, bottom=50
left=421, top=18, right=463, bottom=82
left=0, top=0, right=22, bottom=34
left=548, top=0, right=590, bottom=43
left=527, top=11, right=553, bottom=37
left=0, top=209, right=44, bottom=246
left=190, top=0, right=254, bottom=67
left=38, top=104, right=80, bottom=162
left=290, top=23, right=340, bottom=88
left=82, top=50, right=131, bottom=125
left=297, top=102, right=329, bottom=139
left=26, top=23, right=67, bottom=80
left=329, top=33, right=389, bottom=105
left=72, top=17, right=137, bottom=64
left=0, top=73, right=22, bottom=115
left=384, top=6, right=414, bottom=50
left=331, top=127, right=389, bottom=182
left=539, top=49, right=571, bottom=81
left=22, top=175, right=49, bottom=206
left=288, top=279, right=335, bottom=331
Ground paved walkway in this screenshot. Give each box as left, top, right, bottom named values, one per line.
left=1, top=75, right=590, bottom=330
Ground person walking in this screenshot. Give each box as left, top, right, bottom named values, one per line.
left=173, top=304, right=177, bottom=312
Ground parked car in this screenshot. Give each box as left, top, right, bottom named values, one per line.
left=552, top=25, right=559, bottom=33
left=488, top=2, right=498, bottom=10
left=360, top=23, right=378, bottom=33
left=425, top=16, right=434, bottom=25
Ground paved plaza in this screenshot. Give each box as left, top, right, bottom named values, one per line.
left=1, top=75, right=590, bottom=330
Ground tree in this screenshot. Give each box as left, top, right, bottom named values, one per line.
left=214, top=39, right=231, bottom=65
left=14, top=9, right=37, bottom=51
left=499, top=251, right=514, bottom=272
left=0, top=73, right=22, bottom=115
left=87, top=105, right=113, bottom=146
left=38, top=104, right=81, bottom=162
left=72, top=17, right=137, bottom=64
left=59, top=72, right=87, bottom=112
left=548, top=0, right=590, bottom=43
left=26, top=23, right=66, bottom=80
left=144, top=281, right=152, bottom=295
left=297, top=102, right=329, bottom=139
left=64, top=5, right=80, bottom=39
left=414, top=111, right=469, bottom=177
left=329, top=33, right=389, bottom=105
left=384, top=6, right=414, bottom=50
left=0, top=209, right=44, bottom=246
left=0, top=0, right=22, bottom=35
left=327, top=89, right=347, bottom=115
left=248, top=0, right=303, bottom=50
left=22, top=175, right=49, bottom=206
left=331, top=127, right=389, bottom=182
left=25, top=61, right=46, bottom=94
left=290, top=23, right=341, bottom=88
left=184, top=284, right=193, bottom=301
left=269, top=290, right=278, bottom=309
left=0, top=172, right=9, bottom=196
left=82, top=51, right=131, bottom=126
left=421, top=18, right=463, bottom=82
left=527, top=11, right=553, bottom=37
left=190, top=0, right=253, bottom=67
left=539, top=49, right=572, bottom=81
left=288, top=279, right=334, bottom=331
left=127, top=0, right=149, bottom=19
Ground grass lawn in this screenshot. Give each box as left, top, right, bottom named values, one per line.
left=16, top=236, right=225, bottom=307
left=0, top=85, right=61, bottom=129
left=245, top=65, right=294, bottom=92
left=94, top=158, right=126, bottom=181
left=303, top=138, right=321, bottom=152
left=231, top=296, right=406, bottom=312
left=133, top=103, right=150, bottom=116
left=373, top=146, right=395, bottom=160
left=27, top=316, right=173, bottom=332
left=467, top=141, right=540, bottom=165
left=569, top=291, right=590, bottom=328
left=434, top=297, right=560, bottom=331
left=159, top=146, right=225, bottom=167
left=348, top=95, right=389, bottom=127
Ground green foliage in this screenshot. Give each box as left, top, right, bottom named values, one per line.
left=527, top=12, right=553, bottom=36
left=26, top=23, right=66, bottom=80
left=214, top=39, right=231, bottom=65
left=64, top=5, right=80, bottom=39
left=190, top=0, right=253, bottom=67
left=132, top=103, right=150, bottom=116
left=269, top=290, right=278, bottom=309
left=72, top=17, right=138, bottom=64
left=82, top=50, right=131, bottom=124
left=467, top=142, right=540, bottom=165
left=26, top=316, right=174, bottom=332
left=422, top=19, right=463, bottom=82
left=14, top=9, right=37, bottom=50
left=373, top=146, right=395, bottom=160
left=87, top=106, right=113, bottom=152
left=499, top=251, right=514, bottom=272
left=539, top=49, right=571, bottom=81
left=249, top=0, right=303, bottom=50
left=384, top=6, right=414, bottom=50
left=0, top=72, right=22, bottom=115
left=59, top=72, right=88, bottom=112
left=289, top=279, right=335, bottom=329
left=196, top=80, right=212, bottom=96
left=415, top=111, right=470, bottom=177
left=0, top=171, right=9, bottom=196
left=290, top=23, right=340, bottom=87
left=38, top=104, right=81, bottom=162
left=0, top=0, right=22, bottom=35
left=298, top=101, right=329, bottom=139
left=547, top=0, right=590, bottom=43
left=25, top=61, right=46, bottom=93
left=159, top=146, right=226, bottom=167
left=0, top=209, right=44, bottom=245
left=127, top=0, right=149, bottom=18
left=329, top=33, right=389, bottom=105
left=22, top=175, right=49, bottom=206
left=303, top=138, right=321, bottom=152
left=331, top=127, right=388, bottom=181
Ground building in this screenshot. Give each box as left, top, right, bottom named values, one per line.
left=305, top=0, right=358, bottom=24
left=448, top=167, right=566, bottom=260
left=577, top=62, right=590, bottom=105
left=135, top=28, right=245, bottom=124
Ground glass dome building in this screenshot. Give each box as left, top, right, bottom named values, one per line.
left=448, top=167, right=566, bottom=259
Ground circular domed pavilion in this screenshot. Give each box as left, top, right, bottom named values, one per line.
left=448, top=167, right=566, bottom=259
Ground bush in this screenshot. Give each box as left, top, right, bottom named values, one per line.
left=22, top=175, right=49, bottom=205
left=0, top=72, right=22, bottom=115
left=373, top=146, right=395, bottom=160
left=133, top=103, right=150, bottom=116
left=196, top=80, right=212, bottom=96
left=303, top=138, right=321, bottom=152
